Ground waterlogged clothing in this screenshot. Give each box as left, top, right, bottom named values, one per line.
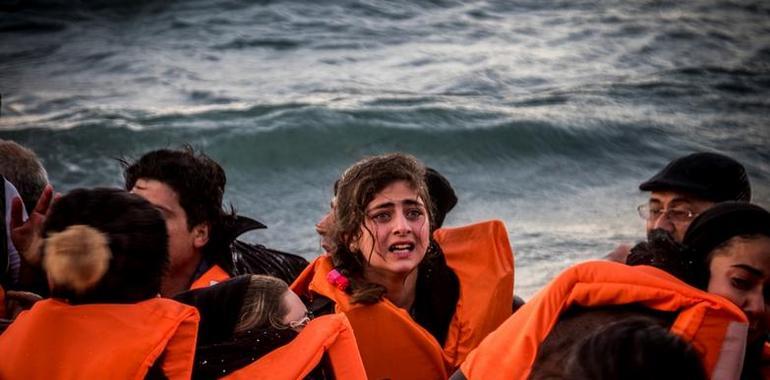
left=0, top=298, right=199, bottom=379
left=293, top=220, right=514, bottom=379
left=458, top=261, right=748, bottom=380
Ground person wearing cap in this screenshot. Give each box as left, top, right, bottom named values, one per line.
left=608, top=152, right=751, bottom=262
left=627, top=201, right=770, bottom=379
left=123, top=147, right=307, bottom=296
left=638, top=152, right=751, bottom=242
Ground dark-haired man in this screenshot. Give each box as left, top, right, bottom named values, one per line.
left=124, top=147, right=307, bottom=296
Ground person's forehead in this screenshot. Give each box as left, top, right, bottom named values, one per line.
left=712, top=241, right=770, bottom=277
left=368, top=182, right=423, bottom=207
left=132, top=179, right=182, bottom=209
left=368, top=197, right=424, bottom=210
left=649, top=191, right=707, bottom=205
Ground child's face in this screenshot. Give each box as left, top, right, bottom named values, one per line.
left=281, top=290, right=310, bottom=331
left=356, top=180, right=430, bottom=279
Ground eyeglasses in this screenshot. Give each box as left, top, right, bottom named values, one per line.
left=636, top=204, right=697, bottom=224
left=286, top=312, right=313, bottom=330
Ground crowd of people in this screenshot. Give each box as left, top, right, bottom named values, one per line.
left=0, top=138, right=767, bottom=379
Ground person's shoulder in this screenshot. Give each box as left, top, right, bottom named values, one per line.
left=603, top=244, right=631, bottom=263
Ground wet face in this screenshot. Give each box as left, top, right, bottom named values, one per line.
left=645, top=191, right=714, bottom=242
left=131, top=179, right=208, bottom=274
left=707, top=235, right=770, bottom=343
left=281, top=290, right=310, bottom=331
left=355, top=180, right=430, bottom=280
left=315, top=195, right=337, bottom=253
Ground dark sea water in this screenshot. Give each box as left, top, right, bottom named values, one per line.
left=1, top=0, right=769, bottom=298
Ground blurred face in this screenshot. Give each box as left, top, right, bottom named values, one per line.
left=645, top=191, right=714, bottom=242
left=281, top=290, right=310, bottom=331
left=356, top=180, right=430, bottom=280
left=131, top=179, right=208, bottom=274
left=315, top=195, right=337, bottom=253
left=707, top=235, right=770, bottom=343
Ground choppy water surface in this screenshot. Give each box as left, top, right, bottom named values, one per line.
left=2, top=0, right=769, bottom=298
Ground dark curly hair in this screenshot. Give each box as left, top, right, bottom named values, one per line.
left=331, top=153, right=433, bottom=305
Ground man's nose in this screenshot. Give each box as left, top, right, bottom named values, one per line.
left=650, top=212, right=675, bottom=233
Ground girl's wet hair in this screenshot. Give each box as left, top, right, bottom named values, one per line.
left=330, top=153, right=432, bottom=304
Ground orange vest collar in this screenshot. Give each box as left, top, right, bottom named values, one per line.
left=190, top=264, right=231, bottom=290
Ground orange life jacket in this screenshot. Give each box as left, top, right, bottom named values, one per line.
left=222, top=313, right=367, bottom=380
left=292, top=219, right=514, bottom=379
left=435, top=219, right=515, bottom=366
left=190, top=264, right=231, bottom=290
left=459, top=261, right=749, bottom=380
left=0, top=298, right=200, bottom=380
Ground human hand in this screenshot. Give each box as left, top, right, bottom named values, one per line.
left=4, top=290, right=43, bottom=319
left=10, top=184, right=59, bottom=264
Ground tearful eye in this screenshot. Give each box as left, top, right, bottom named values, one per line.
left=406, top=208, right=424, bottom=220
left=370, top=212, right=391, bottom=223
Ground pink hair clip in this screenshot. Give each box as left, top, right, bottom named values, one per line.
left=326, top=269, right=349, bottom=291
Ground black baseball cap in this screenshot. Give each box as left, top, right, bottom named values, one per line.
left=639, top=152, right=751, bottom=202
